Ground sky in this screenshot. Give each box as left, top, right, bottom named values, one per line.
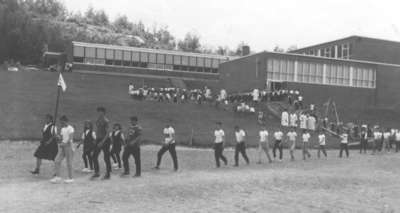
left=63, top=0, right=400, bottom=52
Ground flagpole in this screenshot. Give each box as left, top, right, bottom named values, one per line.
left=53, top=84, right=61, bottom=127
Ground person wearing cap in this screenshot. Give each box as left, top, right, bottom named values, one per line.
left=121, top=116, right=142, bottom=177
left=234, top=126, right=249, bottom=166
left=154, top=121, right=178, bottom=171
left=50, top=115, right=75, bottom=184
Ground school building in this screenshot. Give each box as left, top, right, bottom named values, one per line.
left=67, top=41, right=231, bottom=80
left=219, top=36, right=400, bottom=109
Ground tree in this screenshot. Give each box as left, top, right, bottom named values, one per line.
left=287, top=45, right=298, bottom=52
left=113, top=15, right=133, bottom=33
left=273, top=45, right=285, bottom=53
left=178, top=33, right=201, bottom=53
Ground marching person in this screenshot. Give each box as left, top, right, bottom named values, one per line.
left=31, top=114, right=58, bottom=175
left=234, top=126, right=250, bottom=166
left=317, top=130, right=327, bottom=158
left=77, top=120, right=96, bottom=173
left=339, top=129, right=350, bottom=158
left=273, top=129, right=284, bottom=162
left=302, top=130, right=312, bottom=160
left=257, top=125, right=272, bottom=164
left=395, top=129, right=400, bottom=153
left=289, top=112, right=298, bottom=128
left=372, top=127, right=382, bottom=155
left=121, top=116, right=142, bottom=177
left=281, top=109, right=289, bottom=128
left=359, top=125, right=368, bottom=154
left=299, top=113, right=307, bottom=131
left=214, top=122, right=228, bottom=168
left=110, top=123, right=125, bottom=170
left=383, top=128, right=391, bottom=153
left=50, top=115, right=75, bottom=184
left=286, top=127, right=297, bottom=161
left=91, top=107, right=112, bottom=180
left=154, top=122, right=178, bottom=171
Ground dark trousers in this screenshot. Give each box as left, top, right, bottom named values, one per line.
left=273, top=140, right=283, bottom=160
left=360, top=138, right=368, bottom=154
left=92, top=139, right=111, bottom=175
left=156, top=143, right=178, bottom=170
left=214, top=143, right=227, bottom=167
left=396, top=141, right=400, bottom=152
left=318, top=145, right=327, bottom=158
left=111, top=148, right=122, bottom=168
left=82, top=149, right=93, bottom=170
left=234, top=142, right=249, bottom=166
left=339, top=143, right=349, bottom=158
left=122, top=144, right=141, bottom=176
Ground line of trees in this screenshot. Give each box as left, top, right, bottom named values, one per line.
left=0, top=0, right=297, bottom=65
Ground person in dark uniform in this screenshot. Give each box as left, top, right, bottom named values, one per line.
left=77, top=120, right=96, bottom=173
left=153, top=122, right=178, bottom=171
left=91, top=107, right=112, bottom=180
left=360, top=126, right=368, bottom=154
left=121, top=116, right=142, bottom=177
left=31, top=114, right=58, bottom=175
left=110, top=123, right=125, bottom=170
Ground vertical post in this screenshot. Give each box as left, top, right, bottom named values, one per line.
left=53, top=78, right=62, bottom=126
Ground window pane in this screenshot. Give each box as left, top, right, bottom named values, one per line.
left=212, top=59, right=219, bottom=68
left=149, top=53, right=156, bottom=63
left=197, top=57, right=204, bottom=67
left=97, top=48, right=105, bottom=59
left=115, top=50, right=122, bottom=60
left=205, top=58, right=212, bottom=67
left=173, top=55, right=181, bottom=65
left=140, top=52, right=148, bottom=62
left=157, top=53, right=165, bottom=64
left=73, top=46, right=84, bottom=57
left=165, top=55, right=173, bottom=64
left=123, top=51, right=131, bottom=61
left=132, top=52, right=140, bottom=62
left=85, top=47, right=95, bottom=58
left=106, top=49, right=114, bottom=59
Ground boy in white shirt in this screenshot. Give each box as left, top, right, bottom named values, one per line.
left=286, top=128, right=297, bottom=161
left=281, top=110, right=289, bottom=128
left=339, top=129, right=349, bottom=158
left=317, top=130, right=327, bottom=158
left=214, top=122, right=227, bottom=168
left=382, top=129, right=391, bottom=153
left=289, top=112, right=298, bottom=128
left=154, top=122, right=178, bottom=171
left=234, top=126, right=249, bottom=166
left=257, top=126, right=272, bottom=164
left=299, top=113, right=307, bottom=130
left=51, top=115, right=75, bottom=184
left=302, top=130, right=312, bottom=160
left=273, top=130, right=284, bottom=161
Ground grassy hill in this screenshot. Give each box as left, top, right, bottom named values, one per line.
left=2, top=69, right=400, bottom=148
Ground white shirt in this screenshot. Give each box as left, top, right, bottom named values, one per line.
left=259, top=130, right=269, bottom=143
left=281, top=111, right=289, bottom=127
left=290, top=113, right=298, bottom=127
left=307, top=116, right=316, bottom=131
left=287, top=131, right=297, bottom=141
left=43, top=123, right=57, bottom=134
left=60, top=125, right=74, bottom=144
left=341, top=133, right=348, bottom=144
left=163, top=127, right=175, bottom=144
left=299, top=115, right=307, bottom=129
left=318, top=134, right=326, bottom=145
left=374, top=132, right=382, bottom=140
left=395, top=132, right=400, bottom=141
left=252, top=89, right=260, bottom=101
left=302, top=133, right=311, bottom=142
left=274, top=131, right=284, bottom=140
left=214, top=129, right=225, bottom=143
left=235, top=129, right=246, bottom=143
left=383, top=132, right=391, bottom=140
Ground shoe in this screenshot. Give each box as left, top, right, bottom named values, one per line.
left=82, top=168, right=89, bottom=172
left=120, top=172, right=130, bottom=177
left=50, top=176, right=63, bottom=184
left=112, top=163, right=119, bottom=168
left=278, top=159, right=282, bottom=162
left=152, top=166, right=160, bottom=170
left=256, top=161, right=262, bottom=164
left=102, top=174, right=110, bottom=180
left=173, top=168, right=178, bottom=172
left=91, top=173, right=100, bottom=179
left=30, top=169, right=39, bottom=175
left=133, top=174, right=141, bottom=178
left=64, top=179, right=74, bottom=184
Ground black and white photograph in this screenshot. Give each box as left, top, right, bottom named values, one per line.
left=1, top=0, right=400, bottom=212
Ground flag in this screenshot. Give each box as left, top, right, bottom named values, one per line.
left=57, top=73, right=67, bottom=92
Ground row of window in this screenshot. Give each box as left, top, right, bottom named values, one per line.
left=73, top=46, right=225, bottom=69
left=267, top=58, right=375, bottom=88
left=76, top=57, right=218, bottom=73
left=300, top=43, right=352, bottom=59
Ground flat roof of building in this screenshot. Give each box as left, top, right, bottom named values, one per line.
left=291, top=35, right=400, bottom=53
left=72, top=41, right=232, bottom=60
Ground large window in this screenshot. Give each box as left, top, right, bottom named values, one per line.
left=73, top=46, right=84, bottom=57
left=267, top=57, right=375, bottom=88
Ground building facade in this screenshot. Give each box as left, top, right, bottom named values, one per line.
left=219, top=51, right=400, bottom=109
left=67, top=42, right=231, bottom=80
left=290, top=36, right=400, bottom=65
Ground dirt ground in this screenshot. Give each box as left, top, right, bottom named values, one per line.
left=0, top=141, right=400, bottom=213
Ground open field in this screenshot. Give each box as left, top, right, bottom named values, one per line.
left=1, top=141, right=400, bottom=213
